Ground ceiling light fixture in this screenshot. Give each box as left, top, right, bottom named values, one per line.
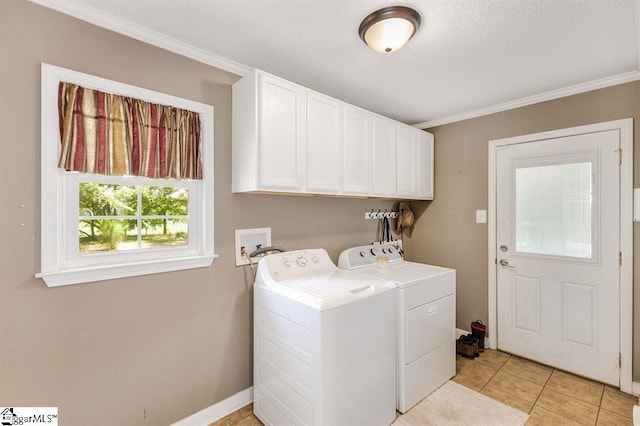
left=358, top=6, right=421, bottom=54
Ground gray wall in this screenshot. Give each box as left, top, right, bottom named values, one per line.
left=0, top=2, right=395, bottom=425
left=404, top=81, right=640, bottom=379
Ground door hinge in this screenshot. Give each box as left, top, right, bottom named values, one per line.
left=617, top=149, right=622, bottom=165
left=618, top=353, right=622, bottom=368
left=619, top=251, right=622, bottom=266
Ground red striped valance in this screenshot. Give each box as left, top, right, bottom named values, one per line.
left=57, top=82, right=202, bottom=180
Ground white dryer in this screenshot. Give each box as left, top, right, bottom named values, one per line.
left=254, top=248, right=397, bottom=426
left=339, top=243, right=456, bottom=413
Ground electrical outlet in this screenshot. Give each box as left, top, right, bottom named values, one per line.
left=235, top=227, right=272, bottom=266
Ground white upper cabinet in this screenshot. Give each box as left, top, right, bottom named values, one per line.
left=371, top=115, right=398, bottom=197
left=417, top=131, right=434, bottom=199
left=397, top=123, right=419, bottom=198
left=342, top=104, right=371, bottom=195
left=397, top=124, right=434, bottom=200
left=307, top=91, right=341, bottom=193
left=233, top=69, right=434, bottom=200
left=233, top=71, right=305, bottom=193
left=259, top=73, right=306, bottom=190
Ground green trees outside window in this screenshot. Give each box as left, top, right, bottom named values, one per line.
left=79, top=183, right=189, bottom=252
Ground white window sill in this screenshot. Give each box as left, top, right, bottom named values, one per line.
left=36, top=254, right=219, bottom=287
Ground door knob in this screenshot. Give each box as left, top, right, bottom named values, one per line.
left=499, top=259, right=515, bottom=268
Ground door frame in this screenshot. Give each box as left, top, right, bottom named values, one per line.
left=487, top=118, right=633, bottom=393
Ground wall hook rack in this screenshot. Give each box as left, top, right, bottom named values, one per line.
left=364, top=209, right=399, bottom=219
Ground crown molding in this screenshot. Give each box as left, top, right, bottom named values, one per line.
left=413, top=70, right=640, bottom=129
left=28, top=0, right=640, bottom=129
left=28, top=0, right=251, bottom=77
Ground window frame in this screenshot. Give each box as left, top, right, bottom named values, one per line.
left=37, top=63, right=216, bottom=287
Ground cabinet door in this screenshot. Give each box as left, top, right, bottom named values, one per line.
left=342, top=105, right=371, bottom=195
left=397, top=124, right=419, bottom=197
left=417, top=131, right=434, bottom=199
left=307, top=92, right=341, bottom=193
left=259, top=74, right=305, bottom=190
left=371, top=115, right=397, bottom=196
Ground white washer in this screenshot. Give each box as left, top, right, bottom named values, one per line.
left=254, top=248, right=397, bottom=426
left=339, top=243, right=456, bottom=413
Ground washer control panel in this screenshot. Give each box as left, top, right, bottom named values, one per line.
left=282, top=253, right=320, bottom=269
left=338, top=243, right=403, bottom=269
left=259, top=249, right=334, bottom=280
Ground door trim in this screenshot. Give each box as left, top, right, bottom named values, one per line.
left=487, top=118, right=633, bottom=393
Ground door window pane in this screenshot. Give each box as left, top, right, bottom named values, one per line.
left=515, top=162, right=592, bottom=258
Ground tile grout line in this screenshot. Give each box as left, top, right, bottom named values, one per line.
left=476, top=353, right=511, bottom=393
left=533, top=368, right=607, bottom=425
left=459, top=351, right=630, bottom=424
left=528, top=367, right=555, bottom=414
left=594, top=385, right=606, bottom=425
left=550, top=370, right=608, bottom=421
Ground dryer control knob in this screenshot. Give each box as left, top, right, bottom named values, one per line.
left=370, top=248, right=378, bottom=255
left=296, top=256, right=308, bottom=267
left=283, top=260, right=292, bottom=268
left=311, top=255, right=319, bottom=264
left=359, top=251, right=366, bottom=257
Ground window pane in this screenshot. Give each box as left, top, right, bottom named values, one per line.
left=142, top=186, right=188, bottom=216
left=141, top=219, right=188, bottom=248
left=79, top=219, right=131, bottom=252
left=79, top=183, right=137, bottom=217
left=515, top=162, right=592, bottom=258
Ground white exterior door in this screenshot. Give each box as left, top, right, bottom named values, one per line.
left=496, top=130, right=620, bottom=385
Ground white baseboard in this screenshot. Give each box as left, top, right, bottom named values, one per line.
left=171, top=387, right=253, bottom=426
left=632, top=381, right=640, bottom=397
left=455, top=328, right=468, bottom=338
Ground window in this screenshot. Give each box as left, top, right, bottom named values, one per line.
left=515, top=161, right=593, bottom=259
left=77, top=181, right=190, bottom=254
left=37, top=64, right=216, bottom=287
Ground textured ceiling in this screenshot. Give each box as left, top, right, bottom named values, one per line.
left=42, top=0, right=639, bottom=125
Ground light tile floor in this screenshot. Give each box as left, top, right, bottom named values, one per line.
left=454, top=349, right=637, bottom=425
left=212, top=349, right=637, bottom=425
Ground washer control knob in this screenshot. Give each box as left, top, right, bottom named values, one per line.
left=359, top=251, right=366, bottom=257
left=311, top=255, right=319, bottom=264
left=296, top=256, right=308, bottom=267
left=370, top=248, right=378, bottom=255
left=283, top=260, right=292, bottom=268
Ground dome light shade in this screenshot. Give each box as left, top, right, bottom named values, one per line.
left=359, top=6, right=421, bottom=54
